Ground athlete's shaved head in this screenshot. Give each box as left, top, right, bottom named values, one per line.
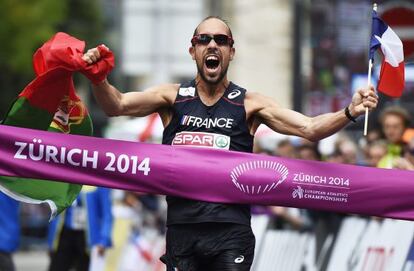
left=193, top=16, right=233, bottom=38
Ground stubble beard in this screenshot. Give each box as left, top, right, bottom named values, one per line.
left=196, top=60, right=229, bottom=86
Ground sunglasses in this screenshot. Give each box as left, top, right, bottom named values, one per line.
left=191, top=34, right=234, bottom=47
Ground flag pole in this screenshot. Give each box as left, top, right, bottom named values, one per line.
left=364, top=3, right=377, bottom=136
left=364, top=59, right=373, bottom=136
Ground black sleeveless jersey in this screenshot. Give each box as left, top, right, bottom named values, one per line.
left=162, top=79, right=254, bottom=226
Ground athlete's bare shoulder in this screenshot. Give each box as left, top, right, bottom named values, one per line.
left=151, top=83, right=180, bottom=127
left=147, top=83, right=180, bottom=107
left=244, top=91, right=282, bottom=134
left=244, top=91, right=279, bottom=117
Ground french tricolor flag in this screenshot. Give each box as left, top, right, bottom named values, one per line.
left=370, top=10, right=405, bottom=98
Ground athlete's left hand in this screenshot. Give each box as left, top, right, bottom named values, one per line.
left=348, top=85, right=378, bottom=116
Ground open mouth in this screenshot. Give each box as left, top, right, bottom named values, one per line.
left=205, top=55, right=220, bottom=71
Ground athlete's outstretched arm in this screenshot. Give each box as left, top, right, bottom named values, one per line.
left=82, top=47, right=177, bottom=117
left=246, top=86, right=378, bottom=142
left=91, top=80, right=178, bottom=117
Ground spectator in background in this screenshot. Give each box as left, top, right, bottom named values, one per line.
left=115, top=192, right=167, bottom=271
left=124, top=192, right=165, bottom=234
left=275, top=139, right=296, bottom=158
left=0, top=192, right=19, bottom=271
left=48, top=186, right=113, bottom=271
left=394, top=138, right=414, bottom=171
left=326, top=134, right=358, bottom=165
left=366, top=129, right=382, bottom=144
left=270, top=206, right=312, bottom=231
left=297, top=144, right=322, bottom=161
left=325, top=150, right=346, bottom=164
left=366, top=140, right=387, bottom=167
left=377, top=106, right=411, bottom=168
left=253, top=136, right=273, bottom=155
left=337, top=139, right=358, bottom=164
left=359, top=129, right=382, bottom=155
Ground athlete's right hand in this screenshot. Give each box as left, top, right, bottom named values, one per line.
left=82, top=45, right=109, bottom=65
left=80, top=44, right=114, bottom=85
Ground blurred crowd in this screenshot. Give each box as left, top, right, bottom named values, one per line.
left=252, top=104, right=414, bottom=270
left=1, top=104, right=414, bottom=271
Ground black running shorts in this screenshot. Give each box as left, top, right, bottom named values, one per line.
left=161, top=222, right=255, bottom=271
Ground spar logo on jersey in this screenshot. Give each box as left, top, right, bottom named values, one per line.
left=180, top=115, right=234, bottom=129
left=172, top=132, right=230, bottom=150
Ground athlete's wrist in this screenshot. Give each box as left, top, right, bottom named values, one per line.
left=344, top=106, right=357, bottom=123
left=93, top=77, right=108, bottom=87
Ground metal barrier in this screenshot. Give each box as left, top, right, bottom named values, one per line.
left=252, top=215, right=414, bottom=271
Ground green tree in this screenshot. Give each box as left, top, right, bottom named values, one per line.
left=58, top=0, right=104, bottom=48
left=0, top=0, right=103, bottom=119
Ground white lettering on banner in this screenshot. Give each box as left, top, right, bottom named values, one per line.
left=14, top=141, right=27, bottom=159
left=291, top=172, right=351, bottom=203
left=180, top=115, right=234, bottom=129
left=28, top=139, right=44, bottom=161
left=104, top=153, right=150, bottom=175
left=172, top=132, right=230, bottom=150
left=67, top=148, right=82, bottom=166
left=82, top=151, right=99, bottom=169
left=293, top=173, right=350, bottom=188
left=292, top=186, right=349, bottom=203
left=45, top=145, right=59, bottom=163
left=12, top=139, right=151, bottom=175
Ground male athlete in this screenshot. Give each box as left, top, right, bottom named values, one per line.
left=83, top=16, right=378, bottom=271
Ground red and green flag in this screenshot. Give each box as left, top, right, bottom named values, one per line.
left=0, top=32, right=114, bottom=219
